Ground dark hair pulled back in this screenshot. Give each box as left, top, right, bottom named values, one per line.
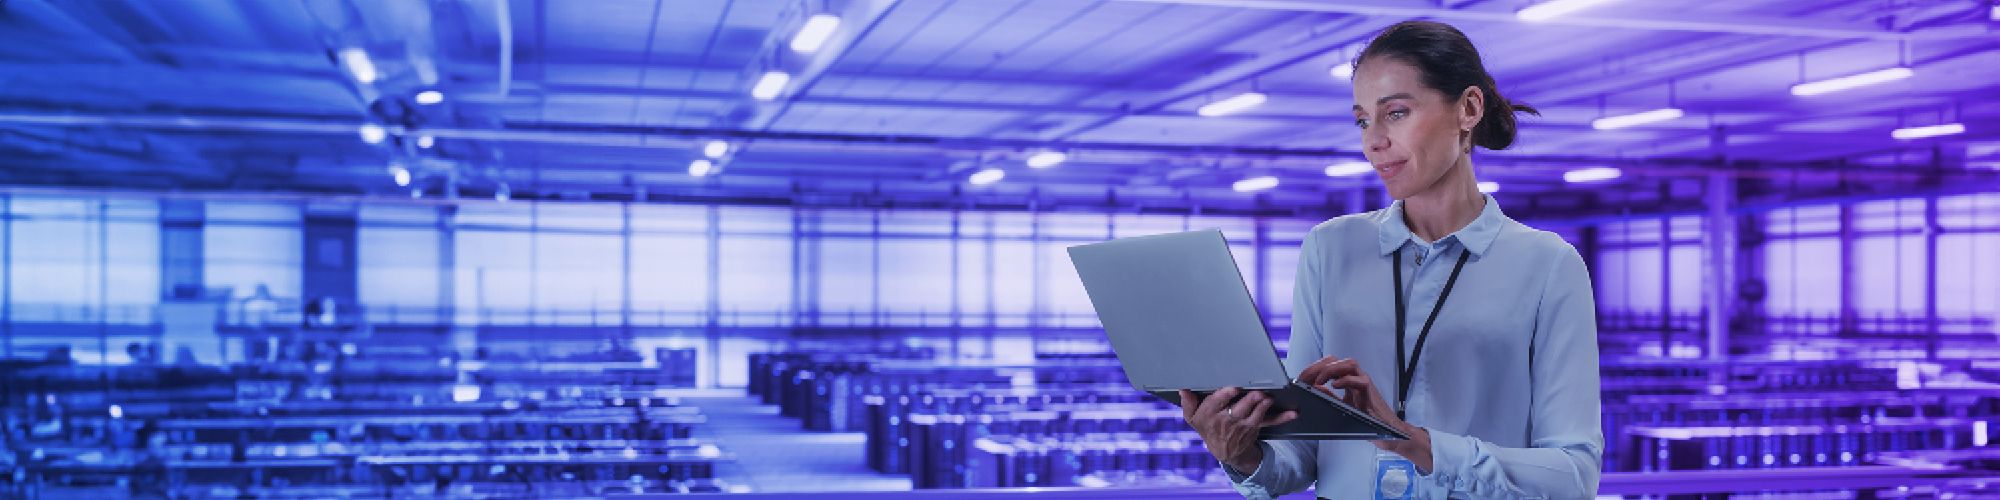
left=1355, top=21, right=1539, bottom=150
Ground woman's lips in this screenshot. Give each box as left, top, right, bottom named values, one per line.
left=1376, top=160, right=1408, bottom=180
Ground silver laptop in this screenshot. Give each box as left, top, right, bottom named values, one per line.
left=1068, top=229, right=1407, bottom=440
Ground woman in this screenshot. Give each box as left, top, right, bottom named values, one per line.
left=1177, top=21, right=1604, bottom=499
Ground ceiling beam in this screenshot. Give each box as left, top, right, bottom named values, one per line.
left=1102, top=0, right=1994, bottom=40
left=737, top=0, right=903, bottom=134
left=8, top=109, right=1995, bottom=185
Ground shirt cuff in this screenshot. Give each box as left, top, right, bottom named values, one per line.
left=1418, top=428, right=1474, bottom=490
left=1222, top=443, right=1277, bottom=498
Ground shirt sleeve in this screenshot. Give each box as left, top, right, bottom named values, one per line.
left=1226, top=229, right=1326, bottom=498
left=1415, top=242, right=1605, bottom=499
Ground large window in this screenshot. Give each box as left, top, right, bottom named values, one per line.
left=1761, top=205, right=1843, bottom=317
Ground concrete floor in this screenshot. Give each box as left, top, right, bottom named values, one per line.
left=683, top=394, right=914, bottom=493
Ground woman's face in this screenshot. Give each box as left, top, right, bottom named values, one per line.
left=1350, top=57, right=1482, bottom=200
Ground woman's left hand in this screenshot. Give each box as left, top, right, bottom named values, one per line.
left=1297, top=356, right=1433, bottom=471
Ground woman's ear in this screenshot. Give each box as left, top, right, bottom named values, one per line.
left=1459, top=86, right=1486, bottom=134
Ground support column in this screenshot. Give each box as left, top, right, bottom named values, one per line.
left=301, top=204, right=360, bottom=324
left=2, top=195, right=10, bottom=359
left=950, top=208, right=962, bottom=360
left=1925, top=196, right=1941, bottom=360
left=1029, top=207, right=1041, bottom=329
left=1028, top=204, right=1044, bottom=356
left=1254, top=217, right=1271, bottom=332
left=870, top=209, right=882, bottom=346
left=802, top=208, right=821, bottom=329
left=1838, top=204, right=1856, bottom=335
left=96, top=200, right=109, bottom=372
left=983, top=212, right=997, bottom=358
left=160, top=200, right=205, bottom=300
left=1703, top=173, right=1736, bottom=361
left=705, top=205, right=722, bottom=388
left=791, top=207, right=803, bottom=328
left=1659, top=213, right=1672, bottom=351
left=441, top=206, right=471, bottom=357
left=622, top=203, right=634, bottom=337
left=156, top=199, right=218, bottom=365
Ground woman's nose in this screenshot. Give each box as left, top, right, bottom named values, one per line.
left=1363, top=126, right=1390, bottom=153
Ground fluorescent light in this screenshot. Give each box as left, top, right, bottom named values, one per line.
left=1564, top=167, right=1622, bottom=183
left=416, top=135, right=435, bottom=148
left=752, top=71, right=791, bottom=101
left=1992, top=4, right=1999, bottom=21
left=452, top=384, right=481, bottom=403
left=414, top=90, right=444, bottom=105
left=1026, top=151, right=1067, bottom=169
left=1790, top=67, right=1913, bottom=96
left=388, top=164, right=411, bottom=187
left=495, top=184, right=510, bottom=202
left=689, top=159, right=715, bottom=177
left=358, top=124, right=386, bottom=144
left=1197, top=92, right=1267, bottom=117
left=969, top=168, right=1005, bottom=185
left=1517, top=0, right=1614, bottom=21
left=1233, top=176, right=1279, bottom=192
left=789, top=14, right=842, bottom=54
left=338, top=48, right=377, bottom=84
left=1591, top=108, right=1683, bottom=130
left=704, top=141, right=729, bottom=158
left=1329, top=63, right=1354, bottom=79
left=1477, top=181, right=1501, bottom=193
left=1324, top=161, right=1373, bottom=177
left=1891, top=123, right=1964, bottom=140
left=108, top=405, right=123, bottom=419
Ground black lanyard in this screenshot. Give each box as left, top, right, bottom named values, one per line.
left=1391, top=246, right=1471, bottom=420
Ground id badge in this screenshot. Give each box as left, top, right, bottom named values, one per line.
left=1373, top=451, right=1416, bottom=500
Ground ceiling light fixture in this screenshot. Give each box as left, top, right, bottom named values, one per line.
left=1791, top=67, right=1913, bottom=96
left=1517, top=0, right=1615, bottom=21
left=969, top=168, right=1005, bottom=185
left=1324, top=161, right=1373, bottom=177
left=1197, top=92, right=1267, bottom=117
left=1232, top=176, right=1279, bottom=192
left=751, top=71, right=791, bottom=101
left=1563, top=167, right=1622, bottom=183
left=790, top=14, right=843, bottom=53
left=388, top=163, right=411, bottom=187
left=359, top=124, right=387, bottom=144
left=338, top=48, right=377, bottom=84
left=1026, top=151, right=1067, bottom=169
left=1591, top=108, right=1683, bottom=130
left=1891, top=123, right=1964, bottom=140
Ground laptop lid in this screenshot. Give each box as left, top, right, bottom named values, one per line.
left=1067, top=230, right=1290, bottom=392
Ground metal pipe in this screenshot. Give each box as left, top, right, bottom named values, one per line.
left=4, top=111, right=1986, bottom=181
left=495, top=0, right=512, bottom=98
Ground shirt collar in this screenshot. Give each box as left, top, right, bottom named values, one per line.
left=1375, top=193, right=1506, bottom=257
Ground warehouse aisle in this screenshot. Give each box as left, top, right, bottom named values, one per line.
left=685, top=394, right=914, bottom=493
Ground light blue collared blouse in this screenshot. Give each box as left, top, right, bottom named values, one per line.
left=1226, top=195, right=1604, bottom=499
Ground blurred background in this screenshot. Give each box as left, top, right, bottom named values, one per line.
left=1, top=0, right=1998, bottom=498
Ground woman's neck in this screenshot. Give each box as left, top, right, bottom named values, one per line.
left=1400, top=157, right=1485, bottom=243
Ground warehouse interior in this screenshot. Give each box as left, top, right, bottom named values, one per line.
left=3, top=0, right=2000, bottom=498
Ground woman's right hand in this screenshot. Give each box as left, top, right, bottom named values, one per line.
left=1179, top=387, right=1298, bottom=473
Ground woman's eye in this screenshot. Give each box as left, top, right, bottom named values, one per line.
left=1389, top=110, right=1408, bottom=120
left=1354, top=118, right=1369, bottom=129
